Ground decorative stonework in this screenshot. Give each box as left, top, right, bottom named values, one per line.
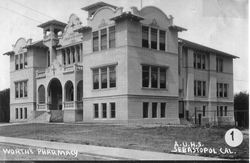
left=13, top=38, right=29, bottom=54
left=59, top=14, right=83, bottom=46
left=98, top=19, right=108, bottom=28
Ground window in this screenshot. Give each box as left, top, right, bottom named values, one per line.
left=142, top=66, right=150, bottom=87
left=20, top=82, right=23, bottom=98
left=20, top=108, right=23, bottom=119
left=15, top=55, right=19, bottom=70
left=20, top=53, right=23, bottom=69
left=217, top=83, right=229, bottom=98
left=160, top=68, right=166, bottom=88
left=38, top=85, right=45, bottom=104
left=202, top=81, right=206, bottom=96
left=160, top=103, right=166, bottom=118
left=66, top=49, right=70, bottom=65
left=94, top=104, right=99, bottom=118
left=194, top=80, right=206, bottom=97
left=101, top=29, right=107, bottom=50
left=93, top=65, right=116, bottom=90
left=151, top=28, right=157, bottom=49
left=159, top=30, right=166, bottom=51
left=77, top=46, right=81, bottom=62
left=102, top=103, right=107, bottom=118
left=93, top=31, right=99, bottom=52
left=203, top=106, right=206, bottom=116
left=109, top=26, right=115, bottom=48
left=224, top=84, right=228, bottom=97
left=101, top=67, right=107, bottom=89
left=152, top=103, right=157, bottom=118
left=24, top=81, right=27, bottom=97
left=93, top=69, right=99, bottom=89
left=62, top=50, right=66, bottom=65
left=151, top=67, right=158, bottom=88
left=142, top=65, right=167, bottom=89
left=110, top=102, right=116, bottom=118
left=24, top=108, right=27, bottom=119
left=109, top=66, right=116, bottom=88
left=217, top=106, right=219, bottom=116
left=224, top=106, right=227, bottom=116
left=72, top=47, right=75, bottom=63
left=15, top=81, right=28, bottom=98
left=24, top=53, right=27, bottom=68
left=143, top=102, right=148, bottom=118
left=216, top=57, right=223, bottom=72
left=220, top=106, right=223, bottom=116
left=142, top=26, right=149, bottom=48
left=15, top=83, right=19, bottom=98
left=193, top=52, right=206, bottom=70
left=47, top=51, right=50, bottom=67
left=16, top=108, right=18, bottom=119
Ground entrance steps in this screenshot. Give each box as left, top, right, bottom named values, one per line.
left=179, top=118, right=194, bottom=127
left=29, top=111, right=51, bottom=123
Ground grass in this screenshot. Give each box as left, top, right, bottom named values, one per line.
left=0, top=123, right=248, bottom=159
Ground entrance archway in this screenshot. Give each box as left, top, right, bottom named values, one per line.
left=47, top=78, right=62, bottom=110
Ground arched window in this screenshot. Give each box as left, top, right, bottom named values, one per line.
left=65, top=81, right=74, bottom=101
left=77, top=80, right=83, bottom=101
left=38, top=85, right=45, bottom=104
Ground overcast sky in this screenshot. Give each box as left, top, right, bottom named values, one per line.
left=0, top=0, right=248, bottom=93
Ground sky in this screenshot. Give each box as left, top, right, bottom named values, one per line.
left=0, top=0, right=248, bottom=93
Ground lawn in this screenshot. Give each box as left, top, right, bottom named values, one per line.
left=0, top=123, right=248, bottom=160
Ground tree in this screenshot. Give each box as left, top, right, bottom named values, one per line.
left=0, top=88, right=10, bottom=122
left=234, top=91, right=249, bottom=127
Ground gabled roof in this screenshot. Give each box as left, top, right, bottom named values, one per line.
left=179, top=38, right=239, bottom=59
left=38, top=20, right=67, bottom=28
left=2, top=51, right=14, bottom=56
left=81, top=1, right=117, bottom=11
left=110, top=12, right=144, bottom=22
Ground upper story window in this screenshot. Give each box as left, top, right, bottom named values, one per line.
left=193, top=51, right=206, bottom=70
left=92, top=26, right=116, bottom=52
left=142, top=26, right=166, bottom=51
left=15, top=52, right=28, bottom=70
left=15, top=80, right=28, bottom=98
left=216, top=57, right=223, bottom=72
left=61, top=44, right=82, bottom=66
left=194, top=80, right=206, bottom=97
left=217, top=83, right=228, bottom=98
left=142, top=65, right=167, bottom=89
left=101, top=29, right=107, bottom=50
left=47, top=51, right=50, bottom=67
left=93, top=65, right=117, bottom=90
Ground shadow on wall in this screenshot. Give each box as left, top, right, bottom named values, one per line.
left=0, top=88, right=10, bottom=122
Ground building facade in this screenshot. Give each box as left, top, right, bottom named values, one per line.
left=3, top=2, right=237, bottom=125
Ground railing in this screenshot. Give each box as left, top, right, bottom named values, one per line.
left=63, top=64, right=83, bottom=74
left=37, top=104, right=46, bottom=110
left=64, top=101, right=74, bottom=108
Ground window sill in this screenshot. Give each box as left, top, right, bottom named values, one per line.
left=92, top=87, right=117, bottom=92
left=15, top=96, right=28, bottom=100
left=142, top=87, right=168, bottom=91
left=141, top=47, right=167, bottom=53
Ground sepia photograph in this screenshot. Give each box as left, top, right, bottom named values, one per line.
left=0, top=0, right=248, bottom=162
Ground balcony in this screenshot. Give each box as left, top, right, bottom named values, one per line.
left=63, top=64, right=83, bottom=74
left=64, top=101, right=83, bottom=110
left=36, top=69, right=46, bottom=79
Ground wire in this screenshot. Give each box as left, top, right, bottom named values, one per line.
left=10, top=0, right=55, bottom=20
left=0, top=6, right=43, bottom=23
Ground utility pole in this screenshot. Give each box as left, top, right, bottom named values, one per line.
left=140, top=0, right=143, bottom=9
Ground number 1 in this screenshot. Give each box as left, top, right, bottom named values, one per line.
left=230, top=131, right=234, bottom=141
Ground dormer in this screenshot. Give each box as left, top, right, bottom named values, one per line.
left=38, top=20, right=67, bottom=47
left=81, top=1, right=118, bottom=18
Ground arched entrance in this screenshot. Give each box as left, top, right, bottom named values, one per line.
left=47, top=78, right=62, bottom=110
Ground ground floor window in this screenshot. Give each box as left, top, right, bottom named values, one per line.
left=160, top=103, right=166, bottom=118
left=20, top=108, right=23, bottom=119
left=110, top=103, right=116, bottom=118
left=94, top=104, right=99, bottom=118
left=16, top=108, right=18, bottom=119
left=203, top=106, right=206, bottom=116
left=143, top=102, right=149, bottom=118
left=217, top=105, right=228, bottom=117
left=24, top=107, right=27, bottom=119
left=102, top=103, right=107, bottom=118
left=152, top=103, right=157, bottom=118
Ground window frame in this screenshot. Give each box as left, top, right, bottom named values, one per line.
left=143, top=102, right=149, bottom=118
left=110, top=102, right=116, bottom=118
left=152, top=102, right=157, bottom=118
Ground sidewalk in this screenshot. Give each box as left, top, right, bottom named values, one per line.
left=0, top=136, right=222, bottom=160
